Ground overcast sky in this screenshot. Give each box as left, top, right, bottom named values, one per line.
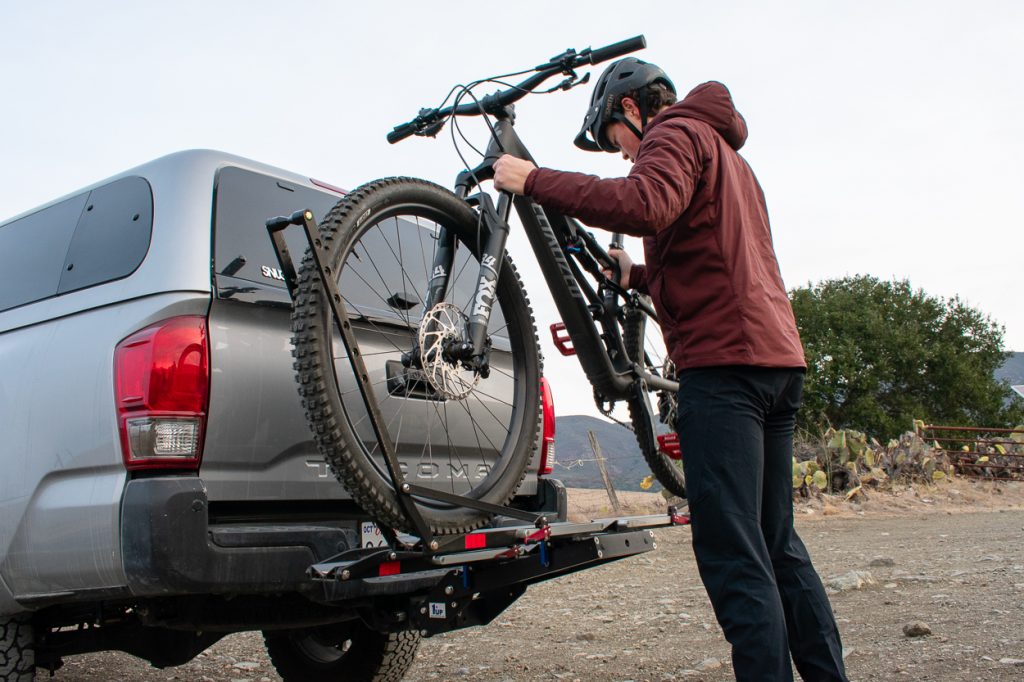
left=2, top=1, right=1021, bottom=418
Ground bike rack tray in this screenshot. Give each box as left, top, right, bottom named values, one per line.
left=305, top=510, right=690, bottom=638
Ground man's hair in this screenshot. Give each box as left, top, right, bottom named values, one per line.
left=612, top=82, right=677, bottom=117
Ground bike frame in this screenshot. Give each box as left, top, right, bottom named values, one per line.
left=424, top=110, right=677, bottom=404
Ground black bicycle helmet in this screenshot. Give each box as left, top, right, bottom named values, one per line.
left=574, top=57, right=675, bottom=152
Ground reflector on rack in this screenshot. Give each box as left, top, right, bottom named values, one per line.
left=378, top=561, right=401, bottom=576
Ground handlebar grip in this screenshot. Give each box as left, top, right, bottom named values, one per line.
left=588, top=35, right=646, bottom=65
left=387, top=122, right=418, bottom=144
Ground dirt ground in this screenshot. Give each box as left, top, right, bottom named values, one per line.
left=41, top=479, right=1024, bottom=681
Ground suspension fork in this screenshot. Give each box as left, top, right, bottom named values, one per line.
left=464, top=191, right=512, bottom=361
left=418, top=186, right=512, bottom=374
left=418, top=113, right=525, bottom=373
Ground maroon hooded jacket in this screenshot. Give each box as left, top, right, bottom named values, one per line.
left=524, top=81, right=805, bottom=371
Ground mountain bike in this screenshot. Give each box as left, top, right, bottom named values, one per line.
left=284, top=36, right=683, bottom=537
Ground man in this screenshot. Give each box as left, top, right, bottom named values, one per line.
left=494, top=57, right=848, bottom=682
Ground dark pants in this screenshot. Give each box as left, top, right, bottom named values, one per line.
left=677, top=366, right=847, bottom=682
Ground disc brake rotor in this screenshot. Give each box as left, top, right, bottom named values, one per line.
left=417, top=302, right=480, bottom=400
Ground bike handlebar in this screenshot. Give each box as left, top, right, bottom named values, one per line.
left=386, top=121, right=419, bottom=144
left=587, top=35, right=647, bottom=65
left=387, top=35, right=647, bottom=144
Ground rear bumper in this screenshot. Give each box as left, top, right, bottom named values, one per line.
left=120, top=476, right=567, bottom=597
left=121, top=478, right=358, bottom=597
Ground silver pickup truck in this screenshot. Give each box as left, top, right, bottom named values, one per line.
left=0, top=150, right=566, bottom=679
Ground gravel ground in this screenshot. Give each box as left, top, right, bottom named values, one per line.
left=39, top=483, right=1024, bottom=681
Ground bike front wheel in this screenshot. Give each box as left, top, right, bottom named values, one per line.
left=291, top=178, right=542, bottom=535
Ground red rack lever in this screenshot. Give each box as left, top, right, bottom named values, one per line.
left=549, top=323, right=575, bottom=356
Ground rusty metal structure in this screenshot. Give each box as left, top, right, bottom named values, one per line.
left=919, top=424, right=1024, bottom=480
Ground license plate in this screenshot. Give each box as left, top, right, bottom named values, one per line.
left=360, top=521, right=388, bottom=548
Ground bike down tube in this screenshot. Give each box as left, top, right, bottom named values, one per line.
left=513, top=195, right=634, bottom=401
left=459, top=118, right=637, bottom=401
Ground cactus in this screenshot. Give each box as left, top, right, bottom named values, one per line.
left=793, top=424, right=955, bottom=496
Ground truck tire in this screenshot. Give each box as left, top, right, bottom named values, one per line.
left=263, top=623, right=420, bottom=682
left=0, top=615, right=35, bottom=681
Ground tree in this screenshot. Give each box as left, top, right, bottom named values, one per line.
left=789, top=275, right=1023, bottom=440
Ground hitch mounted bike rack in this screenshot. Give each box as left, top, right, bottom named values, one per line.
left=305, top=510, right=690, bottom=637
left=266, top=209, right=690, bottom=617
left=266, top=209, right=691, bottom=636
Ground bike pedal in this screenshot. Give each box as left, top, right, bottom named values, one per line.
left=657, top=433, right=682, bottom=461
left=549, top=323, right=575, bottom=356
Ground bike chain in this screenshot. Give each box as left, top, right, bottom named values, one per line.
left=594, top=387, right=636, bottom=433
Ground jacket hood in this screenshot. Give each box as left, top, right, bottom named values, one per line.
left=649, top=81, right=748, bottom=150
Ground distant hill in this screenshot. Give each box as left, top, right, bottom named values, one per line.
left=997, top=352, right=1024, bottom=386
left=551, top=415, right=670, bottom=492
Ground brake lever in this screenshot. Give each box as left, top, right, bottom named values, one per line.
left=543, top=71, right=590, bottom=94
left=536, top=48, right=578, bottom=73
left=420, top=120, right=446, bottom=138
left=412, top=107, right=445, bottom=138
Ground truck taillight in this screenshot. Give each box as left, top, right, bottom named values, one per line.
left=114, top=316, right=209, bottom=470
left=539, top=377, right=555, bottom=476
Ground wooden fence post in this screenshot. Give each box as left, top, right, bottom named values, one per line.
left=588, top=430, right=621, bottom=514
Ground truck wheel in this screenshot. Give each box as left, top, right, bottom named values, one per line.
left=0, top=615, right=35, bottom=681
left=263, top=622, right=420, bottom=682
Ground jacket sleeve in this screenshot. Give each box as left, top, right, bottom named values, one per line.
left=524, top=122, right=702, bottom=237
left=627, top=264, right=649, bottom=294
